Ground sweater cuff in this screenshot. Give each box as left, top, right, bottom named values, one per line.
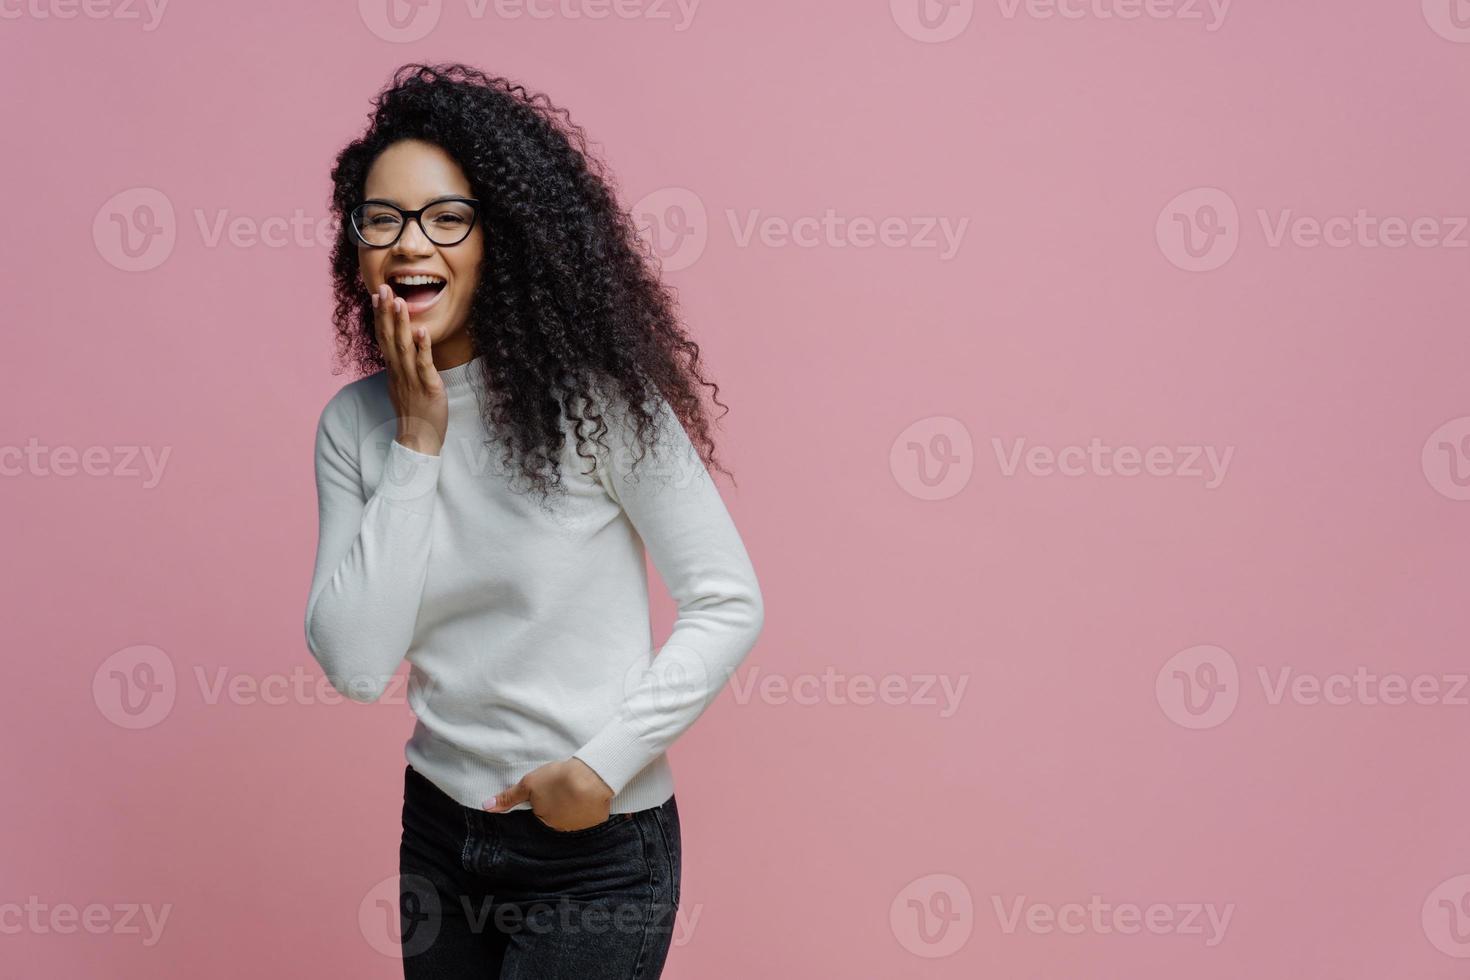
left=572, top=716, right=654, bottom=797
left=376, top=439, right=443, bottom=512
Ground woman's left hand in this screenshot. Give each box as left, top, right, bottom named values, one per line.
left=483, top=758, right=615, bottom=831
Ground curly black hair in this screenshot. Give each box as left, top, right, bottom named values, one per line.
left=326, top=62, right=734, bottom=502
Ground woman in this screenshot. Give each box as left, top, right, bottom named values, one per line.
left=305, top=63, right=765, bottom=978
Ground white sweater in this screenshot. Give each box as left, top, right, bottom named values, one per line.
left=305, top=354, right=764, bottom=813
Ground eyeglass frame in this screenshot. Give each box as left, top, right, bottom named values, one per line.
left=348, top=196, right=482, bottom=248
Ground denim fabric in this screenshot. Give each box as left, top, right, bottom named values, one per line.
left=398, top=763, right=681, bottom=979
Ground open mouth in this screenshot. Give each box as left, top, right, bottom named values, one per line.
left=388, top=276, right=443, bottom=302
left=388, top=274, right=448, bottom=311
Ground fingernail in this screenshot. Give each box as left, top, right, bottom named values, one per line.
left=371, top=293, right=378, bottom=309
left=483, top=796, right=496, bottom=809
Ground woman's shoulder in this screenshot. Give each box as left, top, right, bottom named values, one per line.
left=313, top=370, right=394, bottom=449
left=318, top=368, right=390, bottom=418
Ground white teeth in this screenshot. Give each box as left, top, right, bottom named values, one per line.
left=391, top=274, right=445, bottom=286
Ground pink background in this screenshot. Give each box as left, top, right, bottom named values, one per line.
left=5, top=0, right=1470, bottom=976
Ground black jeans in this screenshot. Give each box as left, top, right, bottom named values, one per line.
left=398, top=763, right=681, bottom=979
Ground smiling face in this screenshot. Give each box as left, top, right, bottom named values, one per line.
left=356, top=139, right=484, bottom=367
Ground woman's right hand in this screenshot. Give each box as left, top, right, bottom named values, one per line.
left=374, top=283, right=448, bottom=456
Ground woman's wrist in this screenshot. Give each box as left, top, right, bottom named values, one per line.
left=566, top=757, right=614, bottom=801
left=394, top=431, right=443, bottom=456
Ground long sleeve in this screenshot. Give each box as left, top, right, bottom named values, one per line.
left=572, top=391, right=765, bottom=794
left=304, top=389, right=444, bottom=703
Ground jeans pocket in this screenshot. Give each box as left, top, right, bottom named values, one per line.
left=529, top=809, right=633, bottom=839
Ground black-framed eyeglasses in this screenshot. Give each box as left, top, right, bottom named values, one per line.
left=349, top=197, right=481, bottom=248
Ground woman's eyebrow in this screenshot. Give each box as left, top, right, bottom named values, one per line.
left=364, top=194, right=469, bottom=206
